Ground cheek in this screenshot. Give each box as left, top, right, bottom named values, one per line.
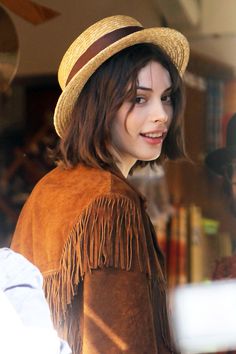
left=114, top=104, right=131, bottom=134
left=111, top=115, right=128, bottom=147
left=124, top=111, right=140, bottom=135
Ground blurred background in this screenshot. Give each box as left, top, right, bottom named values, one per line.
left=1, top=0, right=236, bottom=287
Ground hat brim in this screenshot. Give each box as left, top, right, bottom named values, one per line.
left=205, top=147, right=236, bottom=175
left=54, top=27, right=189, bottom=137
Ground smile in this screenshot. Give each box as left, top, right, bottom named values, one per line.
left=141, top=132, right=164, bottom=138
left=140, top=129, right=167, bottom=139
left=140, top=131, right=167, bottom=145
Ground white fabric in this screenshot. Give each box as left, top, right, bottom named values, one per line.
left=0, top=248, right=71, bottom=354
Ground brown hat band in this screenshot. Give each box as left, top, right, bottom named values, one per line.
left=66, top=25, right=143, bottom=86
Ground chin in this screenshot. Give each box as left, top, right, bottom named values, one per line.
left=137, top=151, right=161, bottom=162
left=140, top=154, right=161, bottom=162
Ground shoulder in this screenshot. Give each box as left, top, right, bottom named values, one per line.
left=0, top=248, right=42, bottom=291
left=29, top=164, right=141, bottom=207
left=80, top=168, right=143, bottom=213
left=28, top=165, right=111, bottom=195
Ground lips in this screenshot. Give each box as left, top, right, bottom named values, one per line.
left=140, top=130, right=167, bottom=139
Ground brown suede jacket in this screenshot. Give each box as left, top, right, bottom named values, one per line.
left=11, top=164, right=175, bottom=354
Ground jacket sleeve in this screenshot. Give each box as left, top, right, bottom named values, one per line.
left=82, top=267, right=157, bottom=354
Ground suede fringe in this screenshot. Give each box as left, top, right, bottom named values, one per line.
left=43, top=194, right=151, bottom=329
left=43, top=193, right=173, bottom=353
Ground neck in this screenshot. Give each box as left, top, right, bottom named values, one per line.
left=109, top=146, right=136, bottom=178
left=115, top=161, right=131, bottom=178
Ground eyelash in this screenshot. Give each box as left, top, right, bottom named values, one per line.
left=135, top=94, right=172, bottom=105
left=135, top=96, right=146, bottom=104
left=161, top=94, right=172, bottom=103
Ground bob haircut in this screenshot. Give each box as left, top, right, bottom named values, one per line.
left=55, top=43, right=186, bottom=174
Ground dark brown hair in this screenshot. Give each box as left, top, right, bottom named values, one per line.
left=54, top=43, right=186, bottom=174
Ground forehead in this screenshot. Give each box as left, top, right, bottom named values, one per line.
left=137, top=61, right=171, bottom=88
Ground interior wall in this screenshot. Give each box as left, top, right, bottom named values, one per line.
left=8, top=0, right=162, bottom=77
left=200, top=0, right=236, bottom=34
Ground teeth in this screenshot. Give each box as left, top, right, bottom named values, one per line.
left=143, top=132, right=162, bottom=138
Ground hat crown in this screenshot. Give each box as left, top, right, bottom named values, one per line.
left=226, top=115, right=236, bottom=147
left=58, top=15, right=142, bottom=89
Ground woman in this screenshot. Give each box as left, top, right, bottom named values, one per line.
left=11, top=15, right=189, bottom=353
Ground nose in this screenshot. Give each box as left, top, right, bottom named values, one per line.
left=150, top=99, right=169, bottom=124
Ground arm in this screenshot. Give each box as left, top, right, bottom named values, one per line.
left=82, top=268, right=157, bottom=354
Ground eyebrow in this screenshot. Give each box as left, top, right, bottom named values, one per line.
left=164, top=86, right=173, bottom=92
left=137, top=85, right=152, bottom=91
left=137, top=85, right=173, bottom=92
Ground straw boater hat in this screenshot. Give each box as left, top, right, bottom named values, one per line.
left=205, top=114, right=236, bottom=175
left=54, top=15, right=190, bottom=138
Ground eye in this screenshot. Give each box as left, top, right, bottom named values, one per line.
left=135, top=96, right=146, bottom=104
left=161, top=94, right=172, bottom=104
